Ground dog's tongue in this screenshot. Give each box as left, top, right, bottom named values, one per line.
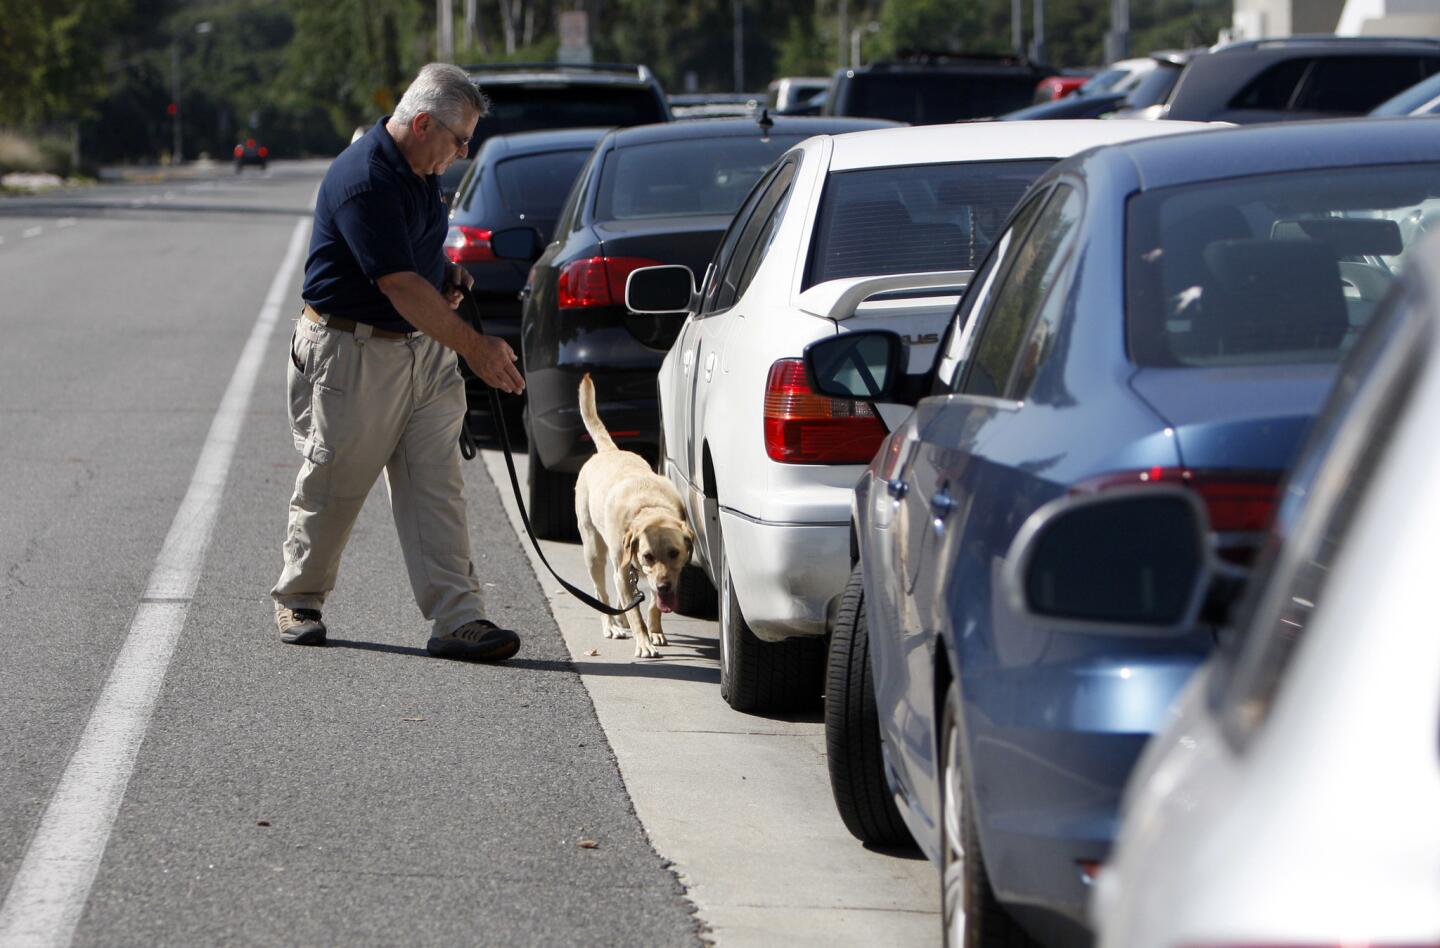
left=657, top=601, right=674, bottom=614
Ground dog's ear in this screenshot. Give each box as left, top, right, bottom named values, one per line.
left=620, top=525, right=640, bottom=569
left=682, top=527, right=695, bottom=563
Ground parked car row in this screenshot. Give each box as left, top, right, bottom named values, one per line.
left=448, top=53, right=1440, bottom=948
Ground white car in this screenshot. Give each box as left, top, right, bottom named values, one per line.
left=1089, top=234, right=1440, bottom=946
left=627, top=121, right=1212, bottom=712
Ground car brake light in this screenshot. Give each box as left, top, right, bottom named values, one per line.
left=557, top=256, right=661, bottom=309
left=258, top=146, right=268, bottom=158
left=764, top=359, right=887, bottom=464
left=233, top=145, right=244, bottom=157
left=444, top=225, right=494, bottom=263
left=1075, top=467, right=1281, bottom=563
left=246, top=138, right=255, bottom=148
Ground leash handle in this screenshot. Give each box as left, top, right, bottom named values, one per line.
left=458, top=287, right=644, bottom=618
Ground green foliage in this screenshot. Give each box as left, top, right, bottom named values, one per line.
left=776, top=10, right=833, bottom=78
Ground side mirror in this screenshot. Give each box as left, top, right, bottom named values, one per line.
left=1004, top=487, right=1216, bottom=634
left=803, top=330, right=904, bottom=401
left=490, top=226, right=545, bottom=263
left=625, top=265, right=695, bottom=315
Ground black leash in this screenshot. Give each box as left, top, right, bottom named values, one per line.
left=455, top=287, right=643, bottom=618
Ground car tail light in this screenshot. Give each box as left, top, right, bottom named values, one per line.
left=557, top=256, right=661, bottom=309
left=1075, top=467, right=1281, bottom=563
left=233, top=144, right=244, bottom=157
left=258, top=146, right=268, bottom=158
left=764, top=359, right=888, bottom=464
left=246, top=138, right=255, bottom=149
left=444, top=225, right=494, bottom=264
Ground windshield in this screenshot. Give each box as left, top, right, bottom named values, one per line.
left=1125, top=162, right=1440, bottom=368
left=594, top=135, right=806, bottom=220
left=1125, top=61, right=1183, bottom=108
left=805, top=159, right=1054, bottom=287
left=843, top=72, right=1038, bottom=122
left=495, top=149, right=592, bottom=219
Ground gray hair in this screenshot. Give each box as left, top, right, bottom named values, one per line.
left=392, top=63, right=489, bottom=125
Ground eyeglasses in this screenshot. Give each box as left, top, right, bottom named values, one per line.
left=430, top=114, right=471, bottom=151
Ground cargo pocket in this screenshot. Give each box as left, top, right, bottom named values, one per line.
left=303, top=382, right=344, bottom=465
left=287, top=329, right=314, bottom=454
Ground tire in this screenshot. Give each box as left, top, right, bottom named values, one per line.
left=526, top=439, right=578, bottom=541
left=718, top=541, right=825, bottom=713
left=674, top=563, right=718, bottom=617
left=940, top=681, right=1037, bottom=948
left=826, top=565, right=914, bottom=846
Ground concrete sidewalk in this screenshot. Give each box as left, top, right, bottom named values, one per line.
left=479, top=449, right=939, bottom=947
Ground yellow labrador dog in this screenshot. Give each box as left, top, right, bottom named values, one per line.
left=575, top=374, right=693, bottom=657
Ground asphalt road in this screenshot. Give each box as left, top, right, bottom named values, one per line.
left=0, top=162, right=700, bottom=946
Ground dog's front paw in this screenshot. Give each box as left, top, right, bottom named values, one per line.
left=650, top=629, right=668, bottom=647
left=633, top=638, right=659, bottom=659
left=607, top=619, right=632, bottom=639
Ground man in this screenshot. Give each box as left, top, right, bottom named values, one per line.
left=272, top=63, right=525, bottom=662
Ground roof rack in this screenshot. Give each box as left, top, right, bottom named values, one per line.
left=461, top=61, right=654, bottom=82
left=864, top=49, right=1036, bottom=70
left=1212, top=34, right=1440, bottom=53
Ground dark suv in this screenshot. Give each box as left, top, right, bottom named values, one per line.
left=822, top=52, right=1053, bottom=124
left=441, top=62, right=672, bottom=201
left=1159, top=36, right=1440, bottom=123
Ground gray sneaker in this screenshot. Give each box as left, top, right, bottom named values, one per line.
left=276, top=607, right=327, bottom=645
left=427, top=619, right=520, bottom=662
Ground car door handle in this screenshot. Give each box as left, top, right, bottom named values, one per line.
left=930, top=487, right=958, bottom=524
left=886, top=478, right=908, bottom=499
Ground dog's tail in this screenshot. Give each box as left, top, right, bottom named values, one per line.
left=578, top=373, right=618, bottom=453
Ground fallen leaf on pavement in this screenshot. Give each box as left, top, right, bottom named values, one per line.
left=256, top=820, right=272, bottom=827
left=401, top=716, right=425, bottom=722
left=577, top=839, right=599, bottom=849
left=583, top=649, right=599, bottom=657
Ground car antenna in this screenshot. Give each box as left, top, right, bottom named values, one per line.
left=757, top=107, right=773, bottom=142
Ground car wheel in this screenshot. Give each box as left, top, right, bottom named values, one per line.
left=526, top=438, right=578, bottom=541
left=940, top=680, right=1036, bottom=948
left=826, top=565, right=914, bottom=846
left=718, top=539, right=824, bottom=713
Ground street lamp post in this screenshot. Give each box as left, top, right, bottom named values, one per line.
left=850, top=21, right=880, bottom=68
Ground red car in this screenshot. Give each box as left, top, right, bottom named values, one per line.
left=1033, top=73, right=1090, bottom=101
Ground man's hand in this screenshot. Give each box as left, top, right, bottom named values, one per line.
left=463, top=334, right=526, bottom=395
left=444, top=263, right=474, bottom=309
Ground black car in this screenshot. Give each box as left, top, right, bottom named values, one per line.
left=233, top=138, right=268, bottom=172
left=822, top=52, right=1053, bottom=124
left=1159, top=36, right=1440, bottom=123
left=440, top=62, right=672, bottom=202
left=446, top=127, right=609, bottom=434
left=497, top=115, right=897, bottom=539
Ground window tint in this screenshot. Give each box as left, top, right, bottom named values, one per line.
left=595, top=135, right=805, bottom=221
left=1125, top=162, right=1440, bottom=368
left=472, top=86, right=666, bottom=142
left=1229, top=58, right=1311, bottom=110
left=560, top=148, right=601, bottom=235
left=455, top=159, right=483, bottom=213
left=1296, top=55, right=1434, bottom=113
left=494, top=149, right=593, bottom=220
left=806, top=159, right=1053, bottom=289
left=1009, top=187, right=1085, bottom=398
left=701, top=163, right=784, bottom=316
left=961, top=185, right=1079, bottom=398
left=1127, top=62, right=1183, bottom=108
left=713, top=160, right=798, bottom=310
left=843, top=72, right=1039, bottom=123
left=934, top=229, right=1015, bottom=393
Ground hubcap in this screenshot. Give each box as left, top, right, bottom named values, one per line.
left=718, top=553, right=733, bottom=678
left=941, top=715, right=968, bottom=946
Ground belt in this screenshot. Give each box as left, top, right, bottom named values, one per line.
left=303, top=303, right=411, bottom=340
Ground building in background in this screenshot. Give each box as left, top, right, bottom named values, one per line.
left=1229, top=0, right=1440, bottom=39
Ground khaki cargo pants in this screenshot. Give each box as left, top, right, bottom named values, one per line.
left=271, top=311, right=485, bottom=636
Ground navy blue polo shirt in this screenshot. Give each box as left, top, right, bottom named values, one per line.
left=302, top=118, right=448, bottom=333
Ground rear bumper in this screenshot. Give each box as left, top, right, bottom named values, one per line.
left=527, top=366, right=660, bottom=472
left=963, top=653, right=1207, bottom=941
left=717, top=511, right=849, bottom=641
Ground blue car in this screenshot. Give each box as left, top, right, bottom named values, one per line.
left=805, top=118, right=1440, bottom=946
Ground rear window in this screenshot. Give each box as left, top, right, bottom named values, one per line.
left=472, top=86, right=666, bottom=140
left=1125, top=162, right=1440, bottom=368
left=805, top=159, right=1054, bottom=287
left=494, top=149, right=592, bottom=219
left=594, top=135, right=806, bottom=220
left=842, top=72, right=1039, bottom=123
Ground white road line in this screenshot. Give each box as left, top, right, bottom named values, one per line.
left=55, top=219, right=77, bottom=229
left=0, top=216, right=310, bottom=948
left=20, top=227, right=41, bottom=239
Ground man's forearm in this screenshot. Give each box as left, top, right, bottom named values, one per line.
left=375, top=270, right=477, bottom=351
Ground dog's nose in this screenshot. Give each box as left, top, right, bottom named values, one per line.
left=656, top=582, right=672, bottom=595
